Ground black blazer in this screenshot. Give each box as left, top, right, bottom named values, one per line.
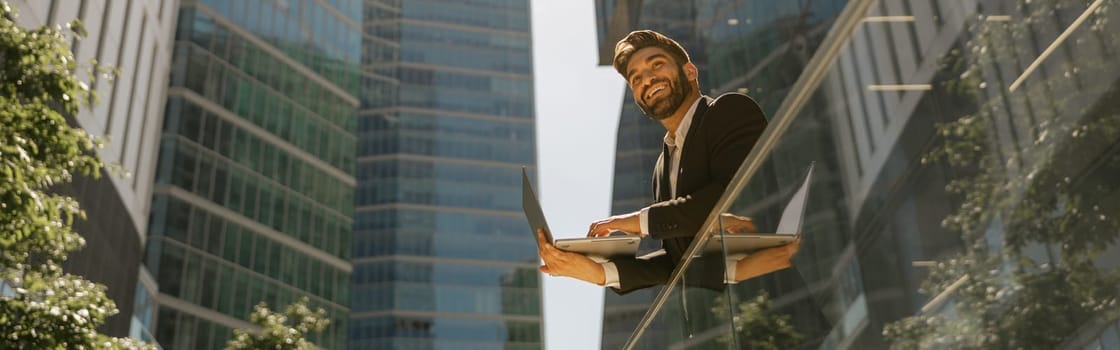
left=610, top=93, right=768, bottom=295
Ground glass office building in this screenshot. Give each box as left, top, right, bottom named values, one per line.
left=350, top=0, right=543, bottom=349
left=144, top=0, right=360, bottom=348
left=603, top=0, right=1120, bottom=349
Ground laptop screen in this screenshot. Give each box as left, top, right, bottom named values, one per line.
left=522, top=168, right=555, bottom=242
left=775, top=163, right=814, bottom=234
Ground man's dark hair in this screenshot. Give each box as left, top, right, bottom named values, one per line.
left=613, top=30, right=691, bottom=78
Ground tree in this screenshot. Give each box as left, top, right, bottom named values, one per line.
left=883, top=0, right=1120, bottom=348
left=224, top=298, right=330, bottom=350
left=711, top=292, right=803, bottom=350
left=0, top=2, right=148, bottom=349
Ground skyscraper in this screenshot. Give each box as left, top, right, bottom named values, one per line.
left=350, top=0, right=543, bottom=348
left=7, top=0, right=177, bottom=340
left=144, top=0, right=360, bottom=348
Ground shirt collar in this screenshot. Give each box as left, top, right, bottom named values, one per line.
left=663, top=96, right=703, bottom=150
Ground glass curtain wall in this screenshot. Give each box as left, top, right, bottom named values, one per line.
left=351, top=0, right=543, bottom=348
left=625, top=0, right=1120, bottom=348
left=145, top=0, right=360, bottom=349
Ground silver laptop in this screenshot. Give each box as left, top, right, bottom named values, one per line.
left=703, top=163, right=814, bottom=254
left=522, top=168, right=640, bottom=263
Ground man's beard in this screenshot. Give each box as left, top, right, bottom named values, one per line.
left=637, top=68, right=692, bottom=121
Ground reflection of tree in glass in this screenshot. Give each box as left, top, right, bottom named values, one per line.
left=711, top=292, right=802, bottom=349
left=884, top=0, right=1120, bottom=348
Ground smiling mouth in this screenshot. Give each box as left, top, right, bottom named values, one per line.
left=645, top=85, right=666, bottom=102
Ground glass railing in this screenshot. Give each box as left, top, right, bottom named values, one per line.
left=623, top=0, right=1120, bottom=348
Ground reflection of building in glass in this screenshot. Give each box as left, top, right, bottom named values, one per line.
left=809, top=1, right=1120, bottom=348
left=8, top=0, right=176, bottom=342
left=609, top=0, right=1120, bottom=348
left=144, top=1, right=360, bottom=348
left=831, top=1, right=1120, bottom=348
left=594, top=1, right=848, bottom=348
left=349, top=0, right=543, bottom=348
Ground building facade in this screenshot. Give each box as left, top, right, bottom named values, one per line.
left=349, top=0, right=543, bottom=348
left=143, top=0, right=360, bottom=348
left=8, top=0, right=177, bottom=340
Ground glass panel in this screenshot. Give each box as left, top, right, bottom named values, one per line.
left=671, top=249, right=739, bottom=349
left=627, top=0, right=1120, bottom=348
left=623, top=284, right=728, bottom=349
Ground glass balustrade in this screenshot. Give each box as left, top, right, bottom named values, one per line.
left=623, top=0, right=1120, bottom=348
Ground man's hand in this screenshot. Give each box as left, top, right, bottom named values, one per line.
left=586, top=211, right=642, bottom=237
left=537, top=229, right=607, bottom=285
left=734, top=237, right=800, bottom=282
left=719, top=213, right=757, bottom=234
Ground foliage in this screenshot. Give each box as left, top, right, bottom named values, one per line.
left=225, top=298, right=330, bottom=350
left=883, top=0, right=1120, bottom=348
left=0, top=2, right=147, bottom=349
left=711, top=292, right=802, bottom=350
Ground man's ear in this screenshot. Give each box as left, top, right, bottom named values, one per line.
left=684, top=62, right=698, bottom=82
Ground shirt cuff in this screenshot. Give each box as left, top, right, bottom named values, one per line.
left=601, top=262, right=621, bottom=288
left=724, top=258, right=738, bottom=284
left=639, top=207, right=650, bottom=237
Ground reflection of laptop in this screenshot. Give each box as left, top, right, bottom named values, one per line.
left=522, top=168, right=640, bottom=263
left=704, top=163, right=814, bottom=254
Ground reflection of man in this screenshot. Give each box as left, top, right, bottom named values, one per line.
left=536, top=30, right=799, bottom=294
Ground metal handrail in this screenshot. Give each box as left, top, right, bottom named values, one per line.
left=621, top=0, right=877, bottom=348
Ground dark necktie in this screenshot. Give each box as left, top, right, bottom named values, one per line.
left=658, top=143, right=672, bottom=201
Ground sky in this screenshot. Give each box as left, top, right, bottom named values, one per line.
left=529, top=1, right=627, bottom=349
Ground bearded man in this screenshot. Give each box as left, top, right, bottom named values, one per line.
left=536, top=30, right=800, bottom=294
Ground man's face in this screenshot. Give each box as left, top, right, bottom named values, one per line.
left=625, top=47, right=694, bottom=120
